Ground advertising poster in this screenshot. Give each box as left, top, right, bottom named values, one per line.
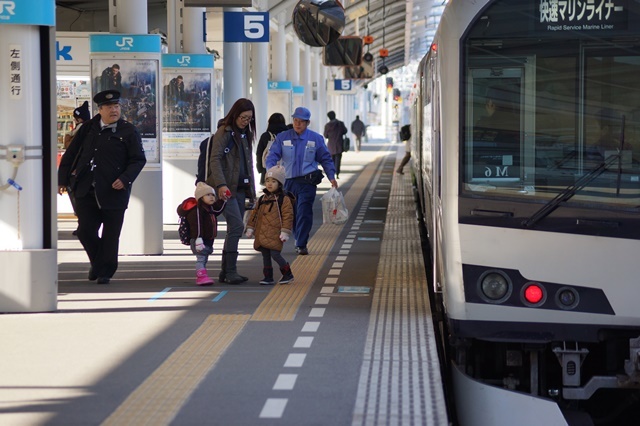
left=91, top=58, right=159, bottom=162
left=162, top=71, right=212, bottom=155
left=55, top=79, right=91, bottom=151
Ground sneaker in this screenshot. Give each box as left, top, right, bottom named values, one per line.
left=296, top=247, right=309, bottom=255
left=259, top=278, right=276, bottom=285
left=279, top=275, right=294, bottom=285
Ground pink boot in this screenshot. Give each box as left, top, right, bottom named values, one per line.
left=196, top=269, right=214, bottom=286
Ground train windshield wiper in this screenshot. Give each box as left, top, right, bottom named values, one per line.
left=522, top=153, right=621, bottom=228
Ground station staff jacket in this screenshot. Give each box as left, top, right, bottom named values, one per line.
left=265, top=128, right=336, bottom=180
left=58, top=115, right=146, bottom=210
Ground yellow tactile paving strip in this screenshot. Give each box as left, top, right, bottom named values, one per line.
left=102, top=314, right=250, bottom=426
left=351, top=157, right=448, bottom=425
left=251, top=154, right=384, bottom=321
left=102, top=149, right=391, bottom=425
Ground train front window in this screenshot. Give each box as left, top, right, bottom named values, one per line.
left=462, top=2, right=640, bottom=210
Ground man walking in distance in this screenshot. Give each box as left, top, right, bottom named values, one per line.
left=351, top=115, right=366, bottom=152
left=58, top=90, right=147, bottom=284
left=265, top=107, right=338, bottom=256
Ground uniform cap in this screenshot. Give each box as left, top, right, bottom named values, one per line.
left=292, top=107, right=311, bottom=121
left=93, top=90, right=121, bottom=106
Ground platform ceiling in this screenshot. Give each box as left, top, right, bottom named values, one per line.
left=55, top=0, right=444, bottom=77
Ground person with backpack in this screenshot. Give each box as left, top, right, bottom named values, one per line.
left=323, top=110, right=348, bottom=179
left=176, top=182, right=226, bottom=286
left=205, top=98, right=257, bottom=284
left=256, top=113, right=288, bottom=185
left=245, top=165, right=295, bottom=285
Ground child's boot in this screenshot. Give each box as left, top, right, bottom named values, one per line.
left=279, top=264, right=294, bottom=284
left=196, top=268, right=214, bottom=286
left=259, top=267, right=275, bottom=285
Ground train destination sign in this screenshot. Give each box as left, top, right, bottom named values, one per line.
left=537, top=0, right=628, bottom=32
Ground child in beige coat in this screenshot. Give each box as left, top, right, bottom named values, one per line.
left=245, top=165, right=295, bottom=284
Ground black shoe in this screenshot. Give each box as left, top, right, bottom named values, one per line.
left=88, top=268, right=97, bottom=281
left=396, top=169, right=404, bottom=175
left=296, top=247, right=309, bottom=255
left=72, top=229, right=78, bottom=236
left=97, top=277, right=110, bottom=284
left=223, top=272, right=245, bottom=285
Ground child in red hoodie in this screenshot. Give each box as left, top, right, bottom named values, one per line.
left=177, top=182, right=225, bottom=285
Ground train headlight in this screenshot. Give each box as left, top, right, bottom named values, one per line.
left=522, top=282, right=546, bottom=307
left=555, top=287, right=579, bottom=310
left=478, top=270, right=512, bottom=303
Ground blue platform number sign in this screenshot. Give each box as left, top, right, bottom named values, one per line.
left=334, top=80, right=352, bottom=91
left=223, top=12, right=269, bottom=43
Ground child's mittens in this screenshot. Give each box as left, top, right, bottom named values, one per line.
left=195, top=237, right=205, bottom=252
left=279, top=232, right=289, bottom=242
left=245, top=228, right=254, bottom=238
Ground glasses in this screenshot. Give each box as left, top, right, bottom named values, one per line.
left=238, top=114, right=253, bottom=122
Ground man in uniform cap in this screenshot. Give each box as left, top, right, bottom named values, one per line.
left=57, top=89, right=147, bottom=284
left=265, top=106, right=338, bottom=256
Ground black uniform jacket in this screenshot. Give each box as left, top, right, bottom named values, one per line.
left=58, top=114, right=147, bottom=210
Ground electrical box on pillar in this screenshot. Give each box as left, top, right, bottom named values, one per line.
left=0, top=0, right=58, bottom=312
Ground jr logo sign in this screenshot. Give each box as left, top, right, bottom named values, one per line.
left=177, top=56, right=191, bottom=66
left=0, top=1, right=16, bottom=17
left=115, top=37, right=134, bottom=50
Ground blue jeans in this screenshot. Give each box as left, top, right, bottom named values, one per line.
left=191, top=241, right=214, bottom=270
left=284, top=179, right=316, bottom=248
left=221, top=192, right=246, bottom=253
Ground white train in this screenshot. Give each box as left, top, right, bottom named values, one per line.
left=410, top=0, right=640, bottom=424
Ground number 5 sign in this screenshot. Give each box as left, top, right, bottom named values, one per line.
left=224, top=12, right=270, bottom=43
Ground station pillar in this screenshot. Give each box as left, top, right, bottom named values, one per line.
left=0, top=0, right=57, bottom=312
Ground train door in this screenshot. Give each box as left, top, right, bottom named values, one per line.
left=465, top=58, right=535, bottom=188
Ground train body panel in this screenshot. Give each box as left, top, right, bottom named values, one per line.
left=411, top=0, right=640, bottom=422
left=457, top=224, right=640, bottom=325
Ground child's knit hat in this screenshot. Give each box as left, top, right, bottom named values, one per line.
left=266, top=165, right=286, bottom=186
left=74, top=101, right=91, bottom=121
left=195, top=182, right=215, bottom=200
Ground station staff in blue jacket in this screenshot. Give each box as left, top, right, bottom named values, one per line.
left=58, top=89, right=147, bottom=284
left=265, top=107, right=338, bottom=255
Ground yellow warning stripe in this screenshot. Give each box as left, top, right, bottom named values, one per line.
left=101, top=314, right=250, bottom=426
left=103, top=147, right=393, bottom=424
left=251, top=148, right=391, bottom=321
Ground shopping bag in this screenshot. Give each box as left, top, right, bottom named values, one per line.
left=321, top=187, right=349, bottom=225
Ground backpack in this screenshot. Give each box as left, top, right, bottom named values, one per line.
left=196, top=133, right=238, bottom=183
left=177, top=197, right=198, bottom=245
left=279, top=191, right=296, bottom=227
left=262, top=132, right=279, bottom=169
left=257, top=191, right=296, bottom=228
left=178, top=216, right=192, bottom=245
left=399, top=124, right=411, bottom=141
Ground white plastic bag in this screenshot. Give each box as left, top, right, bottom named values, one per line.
left=321, top=187, right=348, bottom=225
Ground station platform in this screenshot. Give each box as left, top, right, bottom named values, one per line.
left=0, top=142, right=449, bottom=425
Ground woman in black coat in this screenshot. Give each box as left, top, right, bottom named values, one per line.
left=256, top=113, right=289, bottom=185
